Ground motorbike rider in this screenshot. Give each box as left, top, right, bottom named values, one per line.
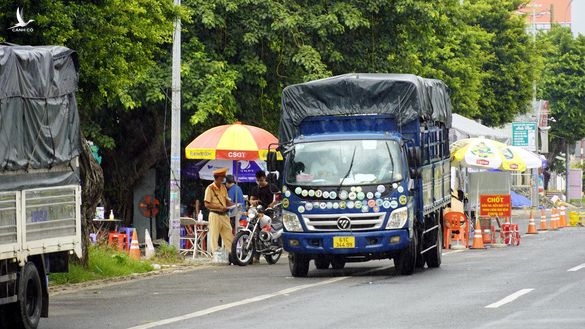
left=250, top=170, right=279, bottom=209
left=249, top=170, right=279, bottom=262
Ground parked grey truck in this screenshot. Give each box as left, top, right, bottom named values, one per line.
left=0, top=45, right=83, bottom=329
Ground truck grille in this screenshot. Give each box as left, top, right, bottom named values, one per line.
left=302, top=212, right=386, bottom=231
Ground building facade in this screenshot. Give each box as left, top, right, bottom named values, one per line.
left=518, top=0, right=572, bottom=32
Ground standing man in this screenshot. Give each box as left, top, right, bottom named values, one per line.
left=204, top=168, right=234, bottom=258
left=226, top=175, right=245, bottom=232
left=250, top=170, right=279, bottom=209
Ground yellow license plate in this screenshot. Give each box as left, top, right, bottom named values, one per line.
left=333, top=236, right=355, bottom=248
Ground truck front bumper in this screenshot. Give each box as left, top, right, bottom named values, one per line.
left=283, top=229, right=410, bottom=255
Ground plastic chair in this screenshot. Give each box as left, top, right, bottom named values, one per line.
left=118, top=227, right=135, bottom=251
left=501, top=223, right=520, bottom=246
left=443, top=211, right=469, bottom=249
left=107, top=232, right=128, bottom=250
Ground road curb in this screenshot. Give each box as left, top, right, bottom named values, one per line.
left=49, top=262, right=213, bottom=296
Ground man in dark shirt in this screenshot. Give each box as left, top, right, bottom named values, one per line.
left=250, top=171, right=279, bottom=209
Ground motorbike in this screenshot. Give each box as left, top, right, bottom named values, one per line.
left=231, top=204, right=283, bottom=266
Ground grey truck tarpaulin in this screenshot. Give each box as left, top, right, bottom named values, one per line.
left=0, top=44, right=81, bottom=171
left=279, top=73, right=453, bottom=142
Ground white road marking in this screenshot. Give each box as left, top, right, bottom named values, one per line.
left=485, top=289, right=534, bottom=308
left=127, top=277, right=347, bottom=329
left=567, top=263, right=585, bottom=272
left=442, top=250, right=465, bottom=256
left=128, top=266, right=393, bottom=329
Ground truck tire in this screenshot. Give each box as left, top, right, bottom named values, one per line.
left=289, top=253, right=309, bottom=277
left=331, top=256, right=346, bottom=270
left=314, top=256, right=330, bottom=270
left=415, top=231, right=425, bottom=269
left=11, top=262, right=43, bottom=329
left=394, top=232, right=417, bottom=275
left=425, top=224, right=442, bottom=268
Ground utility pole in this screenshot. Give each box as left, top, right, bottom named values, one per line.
left=566, top=142, right=570, bottom=202
left=168, top=0, right=181, bottom=248
left=531, top=5, right=538, bottom=105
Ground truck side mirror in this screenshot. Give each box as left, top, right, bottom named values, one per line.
left=267, top=151, right=278, bottom=172
left=407, top=146, right=421, bottom=178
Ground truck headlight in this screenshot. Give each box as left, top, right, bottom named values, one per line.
left=282, top=210, right=303, bottom=232
left=386, top=207, right=408, bottom=229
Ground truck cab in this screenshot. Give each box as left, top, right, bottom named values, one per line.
left=276, top=74, right=452, bottom=277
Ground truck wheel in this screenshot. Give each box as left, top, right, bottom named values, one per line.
left=314, top=256, right=330, bottom=270
left=12, top=262, right=43, bottom=329
left=331, top=256, right=346, bottom=270
left=394, top=232, right=417, bottom=275
left=289, top=253, right=309, bottom=277
left=415, top=231, right=425, bottom=269
left=425, top=224, right=442, bottom=268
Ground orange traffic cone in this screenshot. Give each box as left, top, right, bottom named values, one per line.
left=538, top=208, right=548, bottom=231
left=550, top=207, right=559, bottom=230
left=129, top=229, right=141, bottom=260
left=559, top=206, right=567, bottom=228
left=527, top=209, right=538, bottom=234
left=482, top=225, right=492, bottom=244
left=471, top=218, right=485, bottom=249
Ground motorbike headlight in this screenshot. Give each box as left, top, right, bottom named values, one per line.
left=248, top=209, right=257, bottom=219
left=282, top=210, right=303, bottom=232
left=386, top=207, right=408, bottom=229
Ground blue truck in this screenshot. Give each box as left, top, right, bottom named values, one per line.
left=273, top=74, right=452, bottom=277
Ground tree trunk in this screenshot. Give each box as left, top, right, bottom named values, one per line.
left=101, top=107, right=167, bottom=228
left=79, top=135, right=105, bottom=267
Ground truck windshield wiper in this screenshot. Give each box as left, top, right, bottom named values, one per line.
left=338, top=146, right=357, bottom=191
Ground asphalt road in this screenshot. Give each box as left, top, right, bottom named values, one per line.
left=40, top=226, right=585, bottom=329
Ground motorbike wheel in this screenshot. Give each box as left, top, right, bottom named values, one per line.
left=264, top=249, right=282, bottom=265
left=231, top=231, right=254, bottom=266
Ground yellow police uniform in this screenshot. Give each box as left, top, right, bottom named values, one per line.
left=204, top=168, right=234, bottom=254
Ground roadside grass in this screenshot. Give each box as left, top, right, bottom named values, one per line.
left=152, top=241, right=184, bottom=264
left=49, top=246, right=154, bottom=285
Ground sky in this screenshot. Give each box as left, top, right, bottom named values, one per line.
left=573, top=0, right=585, bottom=36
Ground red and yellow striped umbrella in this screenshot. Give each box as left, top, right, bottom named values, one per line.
left=185, top=122, right=280, bottom=160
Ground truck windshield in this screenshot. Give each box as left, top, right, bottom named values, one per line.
left=286, top=140, right=404, bottom=186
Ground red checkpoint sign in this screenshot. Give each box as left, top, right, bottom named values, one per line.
left=480, top=194, right=511, bottom=217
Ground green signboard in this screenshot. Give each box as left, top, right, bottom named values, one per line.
left=512, top=122, right=537, bottom=151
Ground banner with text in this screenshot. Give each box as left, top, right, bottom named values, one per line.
left=480, top=194, right=511, bottom=217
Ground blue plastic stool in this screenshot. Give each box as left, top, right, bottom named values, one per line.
left=119, top=227, right=135, bottom=251
left=89, top=233, right=97, bottom=245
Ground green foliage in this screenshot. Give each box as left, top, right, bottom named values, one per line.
left=49, top=246, right=153, bottom=285
left=539, top=26, right=585, bottom=144
left=1, top=0, right=180, bottom=149
left=1, top=0, right=537, bottom=141
left=180, top=0, right=536, bottom=132
left=463, top=0, right=534, bottom=126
